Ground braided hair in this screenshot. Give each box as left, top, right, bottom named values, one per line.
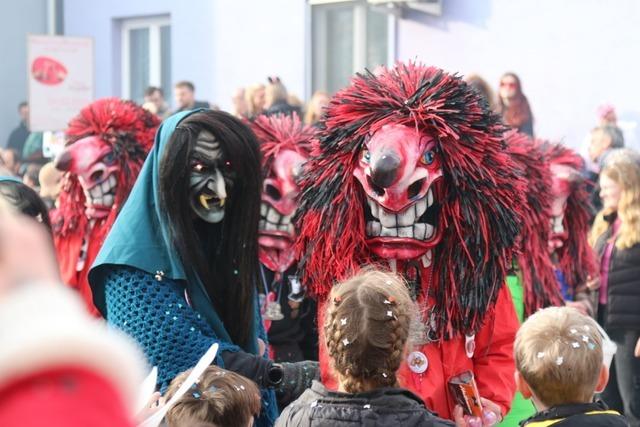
left=324, top=268, right=415, bottom=393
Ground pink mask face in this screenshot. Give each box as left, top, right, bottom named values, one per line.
left=55, top=136, right=119, bottom=219
left=549, top=164, right=576, bottom=250
left=259, top=149, right=307, bottom=272
left=353, top=124, right=443, bottom=262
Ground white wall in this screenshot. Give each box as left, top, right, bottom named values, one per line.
left=210, top=0, right=307, bottom=112
left=397, top=0, right=640, bottom=151
left=63, top=0, right=306, bottom=112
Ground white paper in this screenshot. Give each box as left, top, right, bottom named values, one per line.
left=135, top=366, right=158, bottom=415
left=139, top=343, right=219, bottom=427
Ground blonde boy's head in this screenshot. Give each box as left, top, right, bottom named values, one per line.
left=515, top=306, right=604, bottom=408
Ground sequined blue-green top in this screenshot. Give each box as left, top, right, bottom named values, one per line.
left=103, top=265, right=278, bottom=426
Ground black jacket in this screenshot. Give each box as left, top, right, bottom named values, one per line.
left=520, top=401, right=628, bottom=426
left=262, top=266, right=318, bottom=362
left=593, top=213, right=640, bottom=331
left=275, top=381, right=454, bottom=427
left=6, top=121, right=29, bottom=154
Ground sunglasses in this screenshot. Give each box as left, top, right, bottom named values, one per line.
left=500, top=81, right=517, bottom=89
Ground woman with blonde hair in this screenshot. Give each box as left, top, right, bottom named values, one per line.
left=589, top=159, right=640, bottom=424
left=304, top=90, right=330, bottom=126
left=244, top=84, right=266, bottom=119
left=264, top=77, right=300, bottom=117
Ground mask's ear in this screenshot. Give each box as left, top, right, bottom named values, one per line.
left=595, top=364, right=610, bottom=394
left=515, top=371, right=533, bottom=399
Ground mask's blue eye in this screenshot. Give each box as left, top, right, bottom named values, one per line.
left=102, top=151, right=116, bottom=165
left=362, top=149, right=371, bottom=163
left=421, top=150, right=435, bottom=165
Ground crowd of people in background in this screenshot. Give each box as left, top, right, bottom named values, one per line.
left=1, top=68, right=639, bottom=427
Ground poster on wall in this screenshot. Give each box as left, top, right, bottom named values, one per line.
left=27, top=34, right=94, bottom=132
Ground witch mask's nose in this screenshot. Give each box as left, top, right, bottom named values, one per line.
left=370, top=153, right=400, bottom=188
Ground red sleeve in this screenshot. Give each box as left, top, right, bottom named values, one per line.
left=473, top=285, right=519, bottom=417
left=0, top=367, right=135, bottom=427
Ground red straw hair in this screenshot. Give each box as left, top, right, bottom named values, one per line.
left=506, top=131, right=563, bottom=315
left=295, top=62, right=528, bottom=337
left=52, top=98, right=158, bottom=237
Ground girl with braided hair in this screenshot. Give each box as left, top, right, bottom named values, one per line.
left=277, top=269, right=454, bottom=426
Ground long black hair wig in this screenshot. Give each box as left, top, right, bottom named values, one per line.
left=159, top=110, right=262, bottom=348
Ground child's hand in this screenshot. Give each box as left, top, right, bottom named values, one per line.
left=453, top=397, right=502, bottom=427
left=136, top=391, right=165, bottom=424
left=635, top=336, right=640, bottom=358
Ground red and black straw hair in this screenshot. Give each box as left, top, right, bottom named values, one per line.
left=295, top=62, right=529, bottom=337
left=53, top=98, right=159, bottom=237
left=250, top=112, right=314, bottom=172
left=506, top=131, right=563, bottom=315
left=542, top=141, right=598, bottom=295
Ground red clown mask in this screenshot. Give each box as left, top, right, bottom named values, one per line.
left=354, top=124, right=442, bottom=261
left=260, top=149, right=307, bottom=271
left=251, top=114, right=313, bottom=273
left=549, top=163, right=579, bottom=250
left=55, top=135, right=119, bottom=219
left=53, top=98, right=159, bottom=235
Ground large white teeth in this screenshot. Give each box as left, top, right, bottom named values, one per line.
left=397, top=226, right=413, bottom=238
left=421, top=250, right=433, bottom=268
left=101, top=180, right=110, bottom=193
left=378, top=209, right=397, bottom=228
left=103, top=195, right=114, bottom=207
left=415, top=195, right=427, bottom=218
left=261, top=203, right=267, bottom=217
left=380, top=227, right=398, bottom=237
left=109, top=174, right=117, bottom=189
left=265, top=222, right=278, bottom=231
left=364, top=189, right=436, bottom=241
left=281, top=214, right=292, bottom=225
left=397, top=206, right=416, bottom=226
left=92, top=197, right=103, bottom=206
left=90, top=185, right=103, bottom=198
left=266, top=208, right=281, bottom=224
left=425, top=223, right=434, bottom=239
left=413, top=223, right=426, bottom=240
left=259, top=219, right=266, bottom=230
left=365, top=222, right=435, bottom=240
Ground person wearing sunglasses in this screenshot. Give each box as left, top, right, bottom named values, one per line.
left=498, top=72, right=534, bottom=137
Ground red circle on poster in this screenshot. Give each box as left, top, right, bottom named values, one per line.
left=31, top=56, right=68, bottom=85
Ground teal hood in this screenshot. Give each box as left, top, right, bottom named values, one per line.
left=89, top=109, right=258, bottom=353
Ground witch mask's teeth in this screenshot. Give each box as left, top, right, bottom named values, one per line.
left=199, top=194, right=211, bottom=209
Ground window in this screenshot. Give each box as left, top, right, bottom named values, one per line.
left=121, top=16, right=171, bottom=104
left=311, top=1, right=393, bottom=94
